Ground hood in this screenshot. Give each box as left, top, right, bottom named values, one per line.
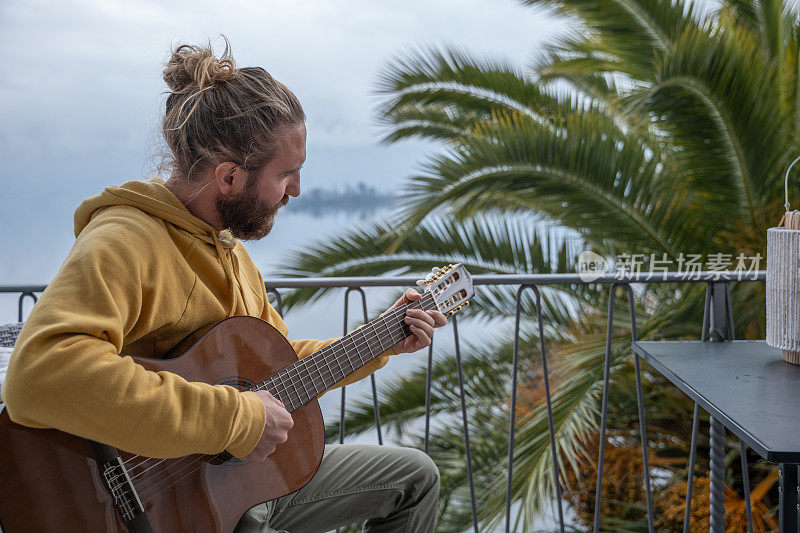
left=74, top=177, right=236, bottom=244
left=74, top=177, right=242, bottom=315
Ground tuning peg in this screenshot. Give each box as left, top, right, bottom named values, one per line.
left=418, top=268, right=441, bottom=286
left=432, top=266, right=441, bottom=274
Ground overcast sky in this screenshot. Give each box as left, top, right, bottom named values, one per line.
left=0, top=0, right=563, bottom=193
left=0, top=0, right=564, bottom=287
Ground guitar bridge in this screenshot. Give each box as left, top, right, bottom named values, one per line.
left=101, top=456, right=145, bottom=522
left=88, top=440, right=152, bottom=532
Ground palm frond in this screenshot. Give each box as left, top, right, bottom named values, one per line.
left=376, top=103, right=483, bottom=144
left=631, top=22, right=793, bottom=235
left=519, top=0, right=701, bottom=79
left=534, top=32, right=626, bottom=103
left=396, top=108, right=703, bottom=255
left=375, top=46, right=561, bottom=132
left=274, top=212, right=584, bottom=316
left=722, top=0, right=761, bottom=31
left=721, top=0, right=792, bottom=60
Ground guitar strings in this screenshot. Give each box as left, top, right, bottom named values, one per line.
left=132, top=298, right=439, bottom=501
left=258, top=293, right=437, bottom=406
left=130, top=296, right=429, bottom=490
left=119, top=293, right=434, bottom=472
left=117, top=295, right=440, bottom=498
left=119, top=296, right=429, bottom=492
left=251, top=294, right=434, bottom=403
left=120, top=294, right=431, bottom=475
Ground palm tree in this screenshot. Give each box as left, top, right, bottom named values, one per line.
left=278, top=0, right=799, bottom=529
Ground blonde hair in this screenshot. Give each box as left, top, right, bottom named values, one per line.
left=162, top=36, right=305, bottom=181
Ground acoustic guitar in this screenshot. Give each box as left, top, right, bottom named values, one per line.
left=0, top=264, right=473, bottom=532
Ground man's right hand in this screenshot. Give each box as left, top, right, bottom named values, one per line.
left=242, top=390, right=294, bottom=461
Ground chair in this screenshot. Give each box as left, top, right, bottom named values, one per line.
left=0, top=322, right=23, bottom=404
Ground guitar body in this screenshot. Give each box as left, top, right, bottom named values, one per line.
left=0, top=316, right=325, bottom=532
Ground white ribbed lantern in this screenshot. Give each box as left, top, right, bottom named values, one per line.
left=766, top=156, right=800, bottom=364
left=766, top=226, right=800, bottom=363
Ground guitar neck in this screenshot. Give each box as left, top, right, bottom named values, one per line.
left=252, top=291, right=438, bottom=411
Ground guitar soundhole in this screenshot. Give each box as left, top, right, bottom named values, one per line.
left=215, top=376, right=256, bottom=391
left=214, top=376, right=257, bottom=465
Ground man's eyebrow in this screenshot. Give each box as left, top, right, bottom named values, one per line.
left=285, top=164, right=304, bottom=173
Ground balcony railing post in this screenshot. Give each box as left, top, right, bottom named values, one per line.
left=626, top=284, right=655, bottom=533
left=684, top=283, right=711, bottom=533
left=452, top=315, right=479, bottom=532
left=684, top=404, right=701, bottom=533
left=18, top=291, right=37, bottom=322
left=264, top=288, right=284, bottom=317
left=424, top=341, right=433, bottom=454
left=508, top=285, right=563, bottom=533
left=339, top=290, right=349, bottom=446
left=593, top=284, right=618, bottom=533
left=339, top=287, right=383, bottom=445
left=595, top=284, right=653, bottom=532
left=740, top=441, right=754, bottom=533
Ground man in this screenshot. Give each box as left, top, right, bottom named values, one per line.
left=2, top=39, right=446, bottom=532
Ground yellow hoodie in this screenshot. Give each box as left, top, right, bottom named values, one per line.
left=1, top=178, right=390, bottom=459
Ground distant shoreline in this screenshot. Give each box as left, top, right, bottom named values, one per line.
left=286, top=183, right=398, bottom=217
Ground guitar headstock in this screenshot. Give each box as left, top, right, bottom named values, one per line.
left=417, top=263, right=474, bottom=316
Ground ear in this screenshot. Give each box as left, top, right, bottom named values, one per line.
left=214, top=163, right=246, bottom=195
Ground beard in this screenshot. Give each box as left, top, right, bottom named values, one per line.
left=216, top=184, right=289, bottom=241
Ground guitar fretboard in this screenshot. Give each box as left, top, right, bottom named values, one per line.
left=251, top=292, right=437, bottom=411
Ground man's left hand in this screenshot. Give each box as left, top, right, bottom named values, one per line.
left=386, top=288, right=448, bottom=354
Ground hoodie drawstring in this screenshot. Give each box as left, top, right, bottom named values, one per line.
left=211, top=232, right=238, bottom=317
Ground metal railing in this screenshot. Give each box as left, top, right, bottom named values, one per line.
left=0, top=271, right=769, bottom=532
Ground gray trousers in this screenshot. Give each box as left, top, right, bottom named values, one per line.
left=234, top=444, right=440, bottom=533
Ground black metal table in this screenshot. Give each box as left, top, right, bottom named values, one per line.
left=632, top=340, right=800, bottom=532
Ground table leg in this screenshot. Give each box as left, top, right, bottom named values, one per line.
left=780, top=464, right=799, bottom=533
left=709, top=416, right=725, bottom=533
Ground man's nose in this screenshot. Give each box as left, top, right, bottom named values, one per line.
left=286, top=174, right=301, bottom=197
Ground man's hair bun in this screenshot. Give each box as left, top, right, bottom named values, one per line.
left=163, top=37, right=236, bottom=94
left=160, top=35, right=306, bottom=183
